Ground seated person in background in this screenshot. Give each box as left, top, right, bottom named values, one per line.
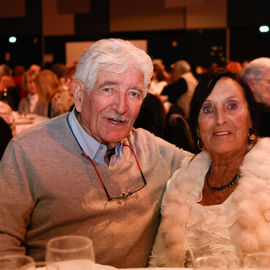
left=64, top=63, right=76, bottom=96
left=161, top=60, right=197, bottom=119
left=50, top=63, right=68, bottom=87
left=0, top=100, right=16, bottom=136
left=35, top=69, right=74, bottom=118
left=225, top=61, right=243, bottom=74
left=18, top=70, right=47, bottom=116
left=133, top=92, right=166, bottom=138
left=0, top=64, right=20, bottom=110
left=148, top=59, right=169, bottom=96
left=28, top=64, right=41, bottom=72
left=149, top=69, right=270, bottom=267
left=241, top=57, right=270, bottom=137
left=163, top=103, right=195, bottom=152
left=0, top=117, right=13, bottom=160
left=0, top=38, right=191, bottom=268
left=12, top=65, right=26, bottom=100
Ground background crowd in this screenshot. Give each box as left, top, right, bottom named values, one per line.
left=1, top=38, right=270, bottom=268
left=1, top=56, right=270, bottom=159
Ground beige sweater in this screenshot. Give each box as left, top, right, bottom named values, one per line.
left=0, top=113, right=191, bottom=268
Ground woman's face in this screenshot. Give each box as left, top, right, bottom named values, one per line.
left=26, top=75, right=37, bottom=95
left=198, top=77, right=251, bottom=157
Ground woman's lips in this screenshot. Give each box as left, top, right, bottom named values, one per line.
left=213, top=131, right=231, bottom=136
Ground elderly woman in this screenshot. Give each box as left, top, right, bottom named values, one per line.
left=149, top=69, right=270, bottom=267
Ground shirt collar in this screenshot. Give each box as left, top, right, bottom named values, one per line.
left=67, top=108, right=123, bottom=166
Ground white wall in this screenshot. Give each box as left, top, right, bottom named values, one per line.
left=65, top=40, right=148, bottom=65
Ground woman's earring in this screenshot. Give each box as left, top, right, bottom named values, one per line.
left=197, top=139, right=204, bottom=151
left=196, top=130, right=204, bottom=151
left=248, top=128, right=258, bottom=145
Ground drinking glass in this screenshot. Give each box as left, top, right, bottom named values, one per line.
left=0, top=254, right=35, bottom=270
left=45, top=235, right=95, bottom=270
left=193, top=255, right=229, bottom=270
left=243, top=252, right=270, bottom=269
left=24, top=261, right=59, bottom=270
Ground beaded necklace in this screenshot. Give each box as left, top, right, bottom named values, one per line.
left=206, top=166, right=240, bottom=191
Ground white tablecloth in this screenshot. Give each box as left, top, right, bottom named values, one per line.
left=14, top=112, right=49, bottom=134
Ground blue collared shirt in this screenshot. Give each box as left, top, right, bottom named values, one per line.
left=67, top=109, right=122, bottom=167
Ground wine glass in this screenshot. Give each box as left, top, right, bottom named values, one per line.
left=194, top=252, right=241, bottom=270
left=0, top=254, right=35, bottom=270
left=243, top=252, right=270, bottom=269
left=23, top=261, right=60, bottom=270
left=45, top=235, right=95, bottom=270
left=193, top=255, right=230, bottom=270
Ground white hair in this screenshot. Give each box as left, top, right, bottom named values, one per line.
left=241, top=57, right=270, bottom=82
left=74, top=38, right=153, bottom=97
left=171, top=60, right=191, bottom=74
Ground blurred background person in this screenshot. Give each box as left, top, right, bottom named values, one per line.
left=241, top=59, right=250, bottom=69
left=50, top=63, right=68, bottom=87
left=163, top=107, right=195, bottom=152
left=161, top=60, right=197, bottom=119
left=0, top=64, right=20, bottom=110
left=226, top=61, right=243, bottom=74
left=148, top=59, right=169, bottom=96
left=18, top=70, right=47, bottom=116
left=0, top=100, right=16, bottom=137
left=134, top=92, right=166, bottom=138
left=29, top=64, right=41, bottom=72
left=241, top=57, right=270, bottom=137
left=35, top=69, right=74, bottom=118
left=0, top=117, right=13, bottom=160
left=63, top=63, right=76, bottom=97
left=12, top=65, right=26, bottom=101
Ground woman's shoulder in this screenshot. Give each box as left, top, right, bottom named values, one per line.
left=244, top=138, right=270, bottom=164
left=168, top=151, right=210, bottom=184
left=240, top=138, right=270, bottom=182
left=163, top=151, right=210, bottom=204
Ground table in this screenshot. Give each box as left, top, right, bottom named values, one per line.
left=14, top=112, right=49, bottom=134
left=45, top=261, right=187, bottom=270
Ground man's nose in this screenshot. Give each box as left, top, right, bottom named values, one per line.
left=111, top=93, right=128, bottom=114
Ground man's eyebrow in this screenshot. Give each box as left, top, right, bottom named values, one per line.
left=99, top=81, right=143, bottom=92
left=99, top=81, right=118, bottom=88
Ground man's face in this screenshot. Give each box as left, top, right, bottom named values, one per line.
left=251, top=70, right=270, bottom=106
left=74, top=67, right=145, bottom=149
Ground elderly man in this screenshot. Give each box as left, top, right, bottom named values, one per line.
left=241, top=57, right=270, bottom=136
left=0, top=38, right=191, bottom=268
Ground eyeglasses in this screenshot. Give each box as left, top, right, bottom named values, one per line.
left=81, top=143, right=147, bottom=201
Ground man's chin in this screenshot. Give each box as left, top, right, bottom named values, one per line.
left=103, top=133, right=129, bottom=145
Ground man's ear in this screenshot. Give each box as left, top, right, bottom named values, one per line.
left=73, top=80, right=84, bottom=112
left=246, top=78, right=256, bottom=93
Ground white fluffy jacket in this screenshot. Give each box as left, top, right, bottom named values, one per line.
left=149, top=138, right=270, bottom=267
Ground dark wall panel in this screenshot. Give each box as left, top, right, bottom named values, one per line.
left=147, top=29, right=226, bottom=70
left=75, top=0, right=109, bottom=36
left=0, top=0, right=41, bottom=36
left=228, top=0, right=270, bottom=27
left=230, top=26, right=270, bottom=62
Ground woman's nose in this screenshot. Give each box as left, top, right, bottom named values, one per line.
left=216, top=109, right=227, bottom=125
